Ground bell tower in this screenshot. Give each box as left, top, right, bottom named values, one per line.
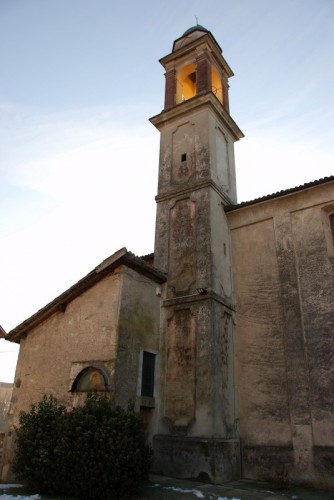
left=150, top=26, right=243, bottom=482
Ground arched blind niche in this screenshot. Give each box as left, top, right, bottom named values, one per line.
left=72, top=367, right=109, bottom=392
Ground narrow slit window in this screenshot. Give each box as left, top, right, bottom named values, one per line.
left=181, top=153, right=187, bottom=162
left=141, top=351, right=155, bottom=397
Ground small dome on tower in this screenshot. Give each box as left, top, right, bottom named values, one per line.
left=173, top=25, right=221, bottom=53
left=183, top=24, right=209, bottom=36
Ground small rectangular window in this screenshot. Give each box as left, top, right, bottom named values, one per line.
left=181, top=153, right=187, bottom=162
left=330, top=213, right=334, bottom=240
left=141, top=351, right=155, bottom=397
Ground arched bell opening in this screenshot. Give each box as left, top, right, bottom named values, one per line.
left=176, top=63, right=196, bottom=103
left=211, top=66, right=223, bottom=104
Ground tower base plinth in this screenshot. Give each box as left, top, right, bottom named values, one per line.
left=152, top=435, right=241, bottom=483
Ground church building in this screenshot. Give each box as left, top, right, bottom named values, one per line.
left=1, top=26, right=334, bottom=489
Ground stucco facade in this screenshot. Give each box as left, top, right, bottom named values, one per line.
left=1, top=250, right=165, bottom=480
left=0, top=382, right=13, bottom=473
left=1, top=26, right=333, bottom=489
left=228, top=180, right=334, bottom=487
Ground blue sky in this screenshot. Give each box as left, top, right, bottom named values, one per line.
left=1, top=0, right=333, bottom=381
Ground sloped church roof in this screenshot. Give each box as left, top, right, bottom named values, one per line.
left=6, top=248, right=166, bottom=343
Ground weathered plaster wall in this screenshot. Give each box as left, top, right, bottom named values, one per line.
left=114, top=266, right=161, bottom=412
left=13, top=272, right=122, bottom=409
left=152, top=95, right=240, bottom=481
left=231, top=217, right=290, bottom=445
left=209, top=113, right=237, bottom=202
left=0, top=383, right=13, bottom=474
left=0, top=383, right=13, bottom=433
left=0, top=433, right=5, bottom=475
left=210, top=189, right=234, bottom=298
left=155, top=184, right=237, bottom=439
left=2, top=265, right=162, bottom=480
left=228, top=181, right=334, bottom=487
left=154, top=106, right=237, bottom=276
left=2, top=271, right=123, bottom=480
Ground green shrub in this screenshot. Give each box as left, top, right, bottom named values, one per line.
left=13, top=393, right=153, bottom=498
left=12, top=395, right=66, bottom=493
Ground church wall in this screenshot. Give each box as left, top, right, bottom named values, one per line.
left=0, top=383, right=13, bottom=433
left=210, top=188, right=234, bottom=298
left=1, top=271, right=123, bottom=480
left=114, top=267, right=161, bottom=439
left=208, top=113, right=237, bottom=202
left=154, top=106, right=211, bottom=205
left=228, top=181, right=334, bottom=487
left=0, top=383, right=13, bottom=473
left=290, top=207, right=334, bottom=448
left=289, top=202, right=334, bottom=486
left=231, top=217, right=291, bottom=444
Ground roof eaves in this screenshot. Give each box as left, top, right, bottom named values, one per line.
left=0, top=324, right=6, bottom=338
left=6, top=248, right=166, bottom=343
left=225, top=176, right=334, bottom=212
left=140, top=252, right=154, bottom=262
left=124, top=252, right=166, bottom=284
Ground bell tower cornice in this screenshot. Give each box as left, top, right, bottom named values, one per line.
left=150, top=90, right=243, bottom=143
left=159, top=33, right=233, bottom=80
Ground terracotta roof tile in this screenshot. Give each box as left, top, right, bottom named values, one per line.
left=225, top=176, right=334, bottom=212
left=7, top=248, right=166, bottom=343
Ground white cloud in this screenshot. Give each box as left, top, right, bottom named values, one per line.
left=235, top=132, right=333, bottom=202
left=0, top=104, right=159, bottom=335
